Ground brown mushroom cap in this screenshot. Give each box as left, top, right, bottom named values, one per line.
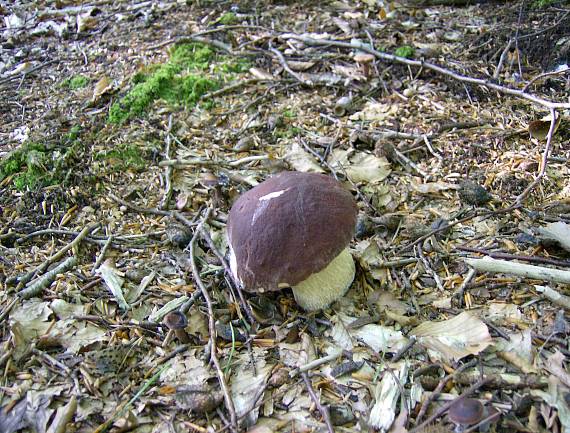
left=164, top=311, right=188, bottom=330
left=227, top=171, right=357, bottom=293
left=448, top=398, right=485, bottom=425
left=353, top=53, right=375, bottom=64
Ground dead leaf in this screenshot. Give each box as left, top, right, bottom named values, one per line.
left=92, top=76, right=113, bottom=102
left=411, top=312, right=493, bottom=362
left=538, top=221, right=570, bottom=252
left=283, top=142, right=325, bottom=173
left=328, top=148, right=391, bottom=184
left=96, top=258, right=129, bottom=310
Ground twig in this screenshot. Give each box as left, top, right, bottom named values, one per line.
left=160, top=115, right=174, bottom=210
left=523, top=65, right=570, bottom=92
left=18, top=256, right=78, bottom=299
left=410, top=377, right=491, bottom=433
left=290, top=349, right=343, bottom=378
left=455, top=267, right=476, bottom=308
left=493, top=39, right=513, bottom=80
left=282, top=34, right=570, bottom=110
left=92, top=235, right=114, bottom=275
left=416, top=244, right=444, bottom=291
left=392, top=337, right=417, bottom=362
left=301, top=372, right=335, bottom=433
left=516, top=108, right=557, bottom=203
left=465, top=256, right=570, bottom=285
left=535, top=285, right=570, bottom=310
left=463, top=408, right=502, bottom=433
left=198, top=228, right=256, bottom=326
left=456, top=245, right=570, bottom=268
left=269, top=46, right=312, bottom=85
left=189, top=207, right=238, bottom=433
left=109, top=193, right=171, bottom=216
left=415, top=359, right=477, bottom=423
left=10, top=222, right=98, bottom=288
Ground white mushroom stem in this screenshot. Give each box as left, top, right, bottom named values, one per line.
left=292, top=248, right=355, bottom=310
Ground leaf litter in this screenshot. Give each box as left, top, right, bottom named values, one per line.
left=1, top=1, right=570, bottom=433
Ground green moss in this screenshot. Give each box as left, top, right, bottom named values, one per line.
left=63, top=75, right=90, bottom=90
left=283, top=109, right=296, bottom=119
left=95, top=144, right=149, bottom=171
left=1, top=143, right=50, bottom=190
left=216, top=12, right=238, bottom=25
left=395, top=45, right=415, bottom=59
left=530, top=0, right=557, bottom=7
left=0, top=126, right=87, bottom=190
left=109, top=43, right=223, bottom=123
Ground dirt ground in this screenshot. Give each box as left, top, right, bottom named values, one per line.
left=1, top=1, right=570, bottom=432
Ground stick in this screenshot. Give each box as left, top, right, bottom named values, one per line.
left=189, top=208, right=238, bottom=433
left=18, top=256, right=78, bottom=299
left=516, top=108, right=557, bottom=203
left=301, top=372, right=335, bottom=433
left=160, top=115, right=174, bottom=210
left=282, top=34, right=570, bottom=110
left=11, top=222, right=98, bottom=288
left=410, top=378, right=491, bottom=433
left=465, top=256, right=570, bottom=285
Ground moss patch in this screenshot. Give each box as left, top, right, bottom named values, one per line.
left=94, top=140, right=160, bottom=173
left=216, top=12, right=238, bottom=25
left=1, top=126, right=84, bottom=190
left=63, top=75, right=90, bottom=90
left=109, top=43, right=248, bottom=124
left=395, top=45, right=415, bottom=59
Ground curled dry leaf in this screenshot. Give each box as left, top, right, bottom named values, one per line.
left=328, top=148, right=391, bottom=184
left=537, top=221, right=570, bottom=252
left=92, top=76, right=113, bottom=102
left=96, top=258, right=129, bottom=310
left=283, top=142, right=325, bottom=173
left=368, top=361, right=409, bottom=430
left=528, top=113, right=561, bottom=140
left=410, top=311, right=492, bottom=363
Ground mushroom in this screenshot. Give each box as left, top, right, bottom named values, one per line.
left=448, top=398, right=485, bottom=432
left=353, top=52, right=375, bottom=78
left=226, top=171, right=357, bottom=310
left=164, top=311, right=190, bottom=344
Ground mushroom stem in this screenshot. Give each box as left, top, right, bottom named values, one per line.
left=292, top=248, right=355, bottom=310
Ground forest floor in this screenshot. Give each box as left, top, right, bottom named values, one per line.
left=1, top=1, right=570, bottom=432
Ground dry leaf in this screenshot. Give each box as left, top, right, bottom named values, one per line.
left=283, top=142, right=325, bottom=173
left=538, top=221, right=570, bottom=252
left=92, top=76, right=113, bottom=101
left=97, top=258, right=129, bottom=310
left=528, top=113, right=561, bottom=140
left=328, top=148, right=391, bottom=183
left=411, top=312, right=492, bottom=362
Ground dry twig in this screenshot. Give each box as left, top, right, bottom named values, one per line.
left=189, top=207, right=238, bottom=433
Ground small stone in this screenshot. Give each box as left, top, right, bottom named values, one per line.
left=329, top=404, right=355, bottom=425
left=165, top=223, right=193, bottom=248
left=125, top=268, right=150, bottom=284
left=458, top=181, right=492, bottom=206
left=233, top=136, right=254, bottom=152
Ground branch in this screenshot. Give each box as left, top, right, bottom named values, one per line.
left=189, top=208, right=238, bottom=433
left=281, top=34, right=570, bottom=110
left=465, top=256, right=570, bottom=285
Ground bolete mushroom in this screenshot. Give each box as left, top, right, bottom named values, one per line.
left=448, top=398, right=485, bottom=432
left=226, top=171, right=357, bottom=310
left=354, top=52, right=375, bottom=78
left=164, top=311, right=190, bottom=344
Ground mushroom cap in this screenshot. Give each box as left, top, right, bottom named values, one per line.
left=448, top=398, right=485, bottom=425
left=354, top=53, right=375, bottom=63
left=164, top=311, right=188, bottom=330
left=227, top=171, right=357, bottom=293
